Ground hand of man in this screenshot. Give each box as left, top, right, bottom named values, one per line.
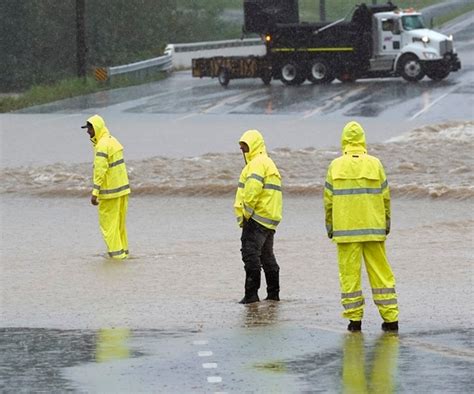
left=91, top=195, right=99, bottom=206
left=327, top=231, right=333, bottom=239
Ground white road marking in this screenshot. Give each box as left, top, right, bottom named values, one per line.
left=193, top=340, right=209, bottom=345
left=198, top=350, right=213, bottom=357
left=207, top=376, right=222, bottom=383
left=302, top=86, right=367, bottom=119
left=202, top=363, right=218, bottom=369
left=202, top=90, right=259, bottom=114
left=410, top=85, right=459, bottom=120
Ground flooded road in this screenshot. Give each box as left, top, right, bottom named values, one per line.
left=2, top=326, right=472, bottom=393
left=1, top=12, right=473, bottom=394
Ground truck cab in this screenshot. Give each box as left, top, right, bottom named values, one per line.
left=371, top=9, right=461, bottom=81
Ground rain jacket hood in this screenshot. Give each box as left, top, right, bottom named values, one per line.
left=240, top=129, right=267, bottom=163
left=341, top=121, right=367, bottom=154
left=88, top=114, right=111, bottom=146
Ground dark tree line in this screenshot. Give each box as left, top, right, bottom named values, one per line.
left=1, top=0, right=238, bottom=91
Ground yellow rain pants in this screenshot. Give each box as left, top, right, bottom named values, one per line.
left=98, top=195, right=129, bottom=259
left=96, top=328, right=130, bottom=363
left=338, top=241, right=398, bottom=322
left=343, top=333, right=399, bottom=394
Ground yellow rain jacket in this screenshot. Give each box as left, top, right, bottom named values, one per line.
left=88, top=115, right=131, bottom=199
left=324, top=121, right=390, bottom=243
left=234, top=129, right=282, bottom=230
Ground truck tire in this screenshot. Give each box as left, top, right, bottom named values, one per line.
left=280, top=62, right=305, bottom=85
left=218, top=68, right=230, bottom=87
left=426, top=68, right=450, bottom=81
left=308, top=59, right=335, bottom=84
left=399, top=54, right=425, bottom=82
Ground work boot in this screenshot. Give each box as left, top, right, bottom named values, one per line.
left=239, top=269, right=261, bottom=304
left=381, top=321, right=399, bottom=332
left=264, top=270, right=280, bottom=301
left=347, top=320, right=362, bottom=332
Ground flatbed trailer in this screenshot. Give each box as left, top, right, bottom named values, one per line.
left=192, top=55, right=271, bottom=86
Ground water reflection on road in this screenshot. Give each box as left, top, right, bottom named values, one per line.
left=1, top=326, right=472, bottom=392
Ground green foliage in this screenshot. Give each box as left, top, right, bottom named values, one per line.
left=0, top=0, right=240, bottom=92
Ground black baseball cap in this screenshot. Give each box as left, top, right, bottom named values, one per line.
left=81, top=121, right=92, bottom=129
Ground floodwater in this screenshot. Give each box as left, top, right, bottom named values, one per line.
left=1, top=121, right=473, bottom=391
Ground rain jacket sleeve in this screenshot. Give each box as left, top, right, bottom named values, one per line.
left=242, top=160, right=265, bottom=220
left=379, top=162, right=391, bottom=234
left=92, top=145, right=109, bottom=197
left=324, top=165, right=334, bottom=238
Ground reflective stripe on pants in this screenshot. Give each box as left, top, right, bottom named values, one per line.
left=98, top=195, right=129, bottom=259
left=337, top=241, right=399, bottom=322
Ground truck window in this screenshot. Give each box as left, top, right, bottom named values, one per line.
left=382, top=19, right=394, bottom=31
left=402, top=15, right=425, bottom=31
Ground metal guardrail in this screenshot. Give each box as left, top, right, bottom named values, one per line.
left=170, top=38, right=262, bottom=52
left=95, top=38, right=263, bottom=81
left=95, top=47, right=173, bottom=82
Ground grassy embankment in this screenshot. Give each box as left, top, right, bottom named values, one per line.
left=432, top=3, right=474, bottom=26
left=0, top=72, right=166, bottom=113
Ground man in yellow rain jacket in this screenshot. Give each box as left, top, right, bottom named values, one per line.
left=82, top=115, right=130, bottom=260
left=234, top=129, right=283, bottom=304
left=324, top=121, right=399, bottom=332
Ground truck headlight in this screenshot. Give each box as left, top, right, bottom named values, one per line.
left=423, top=52, right=437, bottom=59
left=422, top=36, right=430, bottom=43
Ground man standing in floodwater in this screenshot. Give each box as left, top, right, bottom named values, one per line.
left=82, top=115, right=131, bottom=260
left=234, top=129, right=283, bottom=304
left=324, top=121, right=399, bottom=332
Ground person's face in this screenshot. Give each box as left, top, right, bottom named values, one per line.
left=86, top=124, right=95, bottom=139
left=239, top=142, right=249, bottom=153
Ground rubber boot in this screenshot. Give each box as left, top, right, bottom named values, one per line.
left=381, top=321, right=399, bottom=332
left=239, top=269, right=261, bottom=304
left=264, top=270, right=280, bottom=301
left=347, top=320, right=362, bottom=332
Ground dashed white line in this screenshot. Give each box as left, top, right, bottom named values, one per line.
left=193, top=340, right=209, bottom=345
left=202, top=363, right=218, bottom=369
left=207, top=376, right=223, bottom=383
left=198, top=350, right=213, bottom=357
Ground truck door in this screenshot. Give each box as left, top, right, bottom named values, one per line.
left=378, top=17, right=401, bottom=56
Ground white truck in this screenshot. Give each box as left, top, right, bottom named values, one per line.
left=192, top=1, right=461, bottom=86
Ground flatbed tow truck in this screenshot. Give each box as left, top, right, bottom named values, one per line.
left=192, top=1, right=461, bottom=86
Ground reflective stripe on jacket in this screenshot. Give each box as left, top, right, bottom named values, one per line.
left=324, top=122, right=390, bottom=243
left=88, top=115, right=131, bottom=200
left=234, top=130, right=282, bottom=230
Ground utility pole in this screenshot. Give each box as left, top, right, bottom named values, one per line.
left=319, top=0, right=326, bottom=22
left=75, top=0, right=87, bottom=78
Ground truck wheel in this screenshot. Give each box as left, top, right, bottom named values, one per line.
left=280, top=62, right=305, bottom=85
left=426, top=68, right=450, bottom=81
left=399, top=54, right=425, bottom=82
left=218, top=68, right=230, bottom=87
left=308, top=59, right=334, bottom=84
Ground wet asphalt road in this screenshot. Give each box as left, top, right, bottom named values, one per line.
left=2, top=325, right=473, bottom=393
